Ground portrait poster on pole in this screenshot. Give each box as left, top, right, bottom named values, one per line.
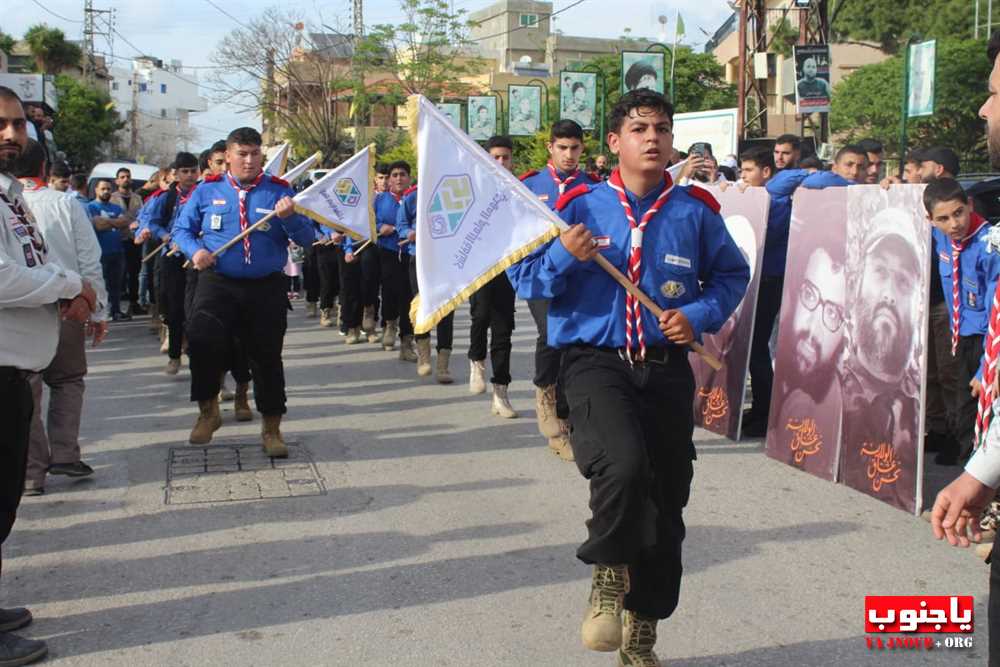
left=436, top=103, right=463, bottom=130
left=793, top=44, right=832, bottom=113
left=908, top=39, right=936, bottom=118
left=559, top=71, right=597, bottom=130
left=508, top=85, right=541, bottom=136
left=621, top=51, right=665, bottom=94
left=467, top=96, right=497, bottom=140
left=690, top=185, right=769, bottom=440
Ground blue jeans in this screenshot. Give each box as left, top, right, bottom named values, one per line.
left=101, top=253, right=124, bottom=317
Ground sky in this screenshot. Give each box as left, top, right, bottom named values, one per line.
left=7, top=0, right=733, bottom=149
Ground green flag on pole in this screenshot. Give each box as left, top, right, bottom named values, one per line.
left=675, top=13, right=685, bottom=42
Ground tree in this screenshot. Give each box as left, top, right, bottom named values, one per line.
left=23, top=25, right=83, bottom=74
left=358, top=0, right=486, bottom=103
left=52, top=75, right=124, bottom=170
left=830, top=38, right=991, bottom=169
left=0, top=30, right=15, bottom=56
left=832, top=0, right=972, bottom=53
left=211, top=8, right=356, bottom=165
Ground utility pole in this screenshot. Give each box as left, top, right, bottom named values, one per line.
left=736, top=0, right=768, bottom=139
left=352, top=0, right=365, bottom=145
left=82, top=0, right=113, bottom=84
left=130, top=62, right=139, bottom=159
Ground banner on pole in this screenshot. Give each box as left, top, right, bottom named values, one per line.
left=263, top=142, right=290, bottom=177
left=281, top=151, right=322, bottom=185
left=292, top=144, right=377, bottom=242
left=793, top=44, right=832, bottom=114
left=407, top=95, right=561, bottom=333
left=690, top=185, right=769, bottom=440
left=908, top=39, right=936, bottom=118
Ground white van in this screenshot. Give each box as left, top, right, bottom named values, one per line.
left=87, top=162, right=160, bottom=198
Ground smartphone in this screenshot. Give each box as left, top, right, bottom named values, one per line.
left=688, top=142, right=713, bottom=158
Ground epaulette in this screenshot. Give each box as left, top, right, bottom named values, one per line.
left=203, top=173, right=224, bottom=182
left=585, top=171, right=602, bottom=183
left=686, top=185, right=721, bottom=215
left=554, top=183, right=592, bottom=211
left=145, top=188, right=165, bottom=202
left=270, top=175, right=290, bottom=187
left=519, top=169, right=539, bottom=181
left=403, top=184, right=418, bottom=196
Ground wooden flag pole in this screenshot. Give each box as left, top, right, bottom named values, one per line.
left=183, top=211, right=278, bottom=269
left=352, top=239, right=373, bottom=255
left=592, top=253, right=723, bottom=371
left=141, top=240, right=167, bottom=263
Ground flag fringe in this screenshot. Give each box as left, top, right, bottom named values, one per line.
left=410, top=226, right=560, bottom=334
left=366, top=143, right=378, bottom=241
left=293, top=204, right=368, bottom=241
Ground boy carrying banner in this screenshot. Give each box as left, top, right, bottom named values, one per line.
left=508, top=90, right=749, bottom=664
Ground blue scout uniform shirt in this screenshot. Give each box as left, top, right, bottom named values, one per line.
left=520, top=167, right=598, bottom=210
left=761, top=168, right=810, bottom=277
left=87, top=200, right=125, bottom=257
left=507, top=178, right=750, bottom=348
left=933, top=216, right=1000, bottom=338
left=373, top=191, right=403, bottom=252
left=172, top=172, right=314, bottom=279
left=395, top=189, right=418, bottom=257
left=801, top=171, right=854, bottom=189
left=140, top=185, right=197, bottom=256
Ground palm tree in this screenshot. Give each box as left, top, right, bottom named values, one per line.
left=24, top=25, right=83, bottom=75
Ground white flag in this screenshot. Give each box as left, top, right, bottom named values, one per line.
left=281, top=151, right=322, bottom=185
left=293, top=144, right=377, bottom=242
left=408, top=95, right=561, bottom=334
left=263, top=142, right=290, bottom=177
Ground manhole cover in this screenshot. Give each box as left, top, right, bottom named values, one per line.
left=166, top=443, right=326, bottom=505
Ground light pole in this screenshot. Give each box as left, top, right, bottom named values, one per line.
left=644, top=42, right=675, bottom=103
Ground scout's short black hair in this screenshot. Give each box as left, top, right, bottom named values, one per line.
left=69, top=173, right=87, bottom=190
left=198, top=149, right=211, bottom=171
left=115, top=167, right=131, bottom=178
left=485, top=135, right=513, bottom=151
left=50, top=160, right=71, bottom=179
left=624, top=62, right=657, bottom=90
left=375, top=162, right=389, bottom=175
left=608, top=89, right=674, bottom=134
left=740, top=145, right=774, bottom=171
left=857, top=138, right=884, bottom=155
left=989, top=30, right=1000, bottom=64
left=12, top=139, right=46, bottom=178
left=387, top=160, right=410, bottom=175
left=173, top=151, right=199, bottom=169
left=835, top=144, right=867, bottom=163
left=775, top=134, right=801, bottom=149
left=923, top=177, right=968, bottom=215
left=226, top=127, right=262, bottom=147
left=209, top=140, right=227, bottom=155
left=550, top=119, right=583, bottom=142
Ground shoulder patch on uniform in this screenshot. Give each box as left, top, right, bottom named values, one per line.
left=203, top=173, right=224, bottom=182
left=554, top=183, right=592, bottom=211
left=148, top=189, right=167, bottom=200
left=269, top=175, right=290, bottom=187
left=403, top=184, right=418, bottom=196
left=686, top=185, right=721, bottom=214
left=518, top=169, right=539, bottom=182
left=585, top=171, right=602, bottom=183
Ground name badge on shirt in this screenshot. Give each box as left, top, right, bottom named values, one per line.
left=592, top=235, right=611, bottom=248
left=255, top=208, right=272, bottom=214
left=212, top=199, right=227, bottom=206
left=538, top=194, right=549, bottom=202
left=210, top=214, right=223, bottom=230
left=664, top=254, right=692, bottom=269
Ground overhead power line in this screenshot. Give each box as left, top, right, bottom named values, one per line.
left=28, top=0, right=84, bottom=23
left=203, top=0, right=253, bottom=30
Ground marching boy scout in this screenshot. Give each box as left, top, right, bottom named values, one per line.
left=173, top=127, right=315, bottom=457
left=509, top=90, right=749, bottom=665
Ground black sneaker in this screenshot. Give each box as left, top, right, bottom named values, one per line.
left=742, top=419, right=767, bottom=438
left=48, top=461, right=94, bottom=477
left=0, top=631, right=47, bottom=666
left=0, top=609, right=31, bottom=633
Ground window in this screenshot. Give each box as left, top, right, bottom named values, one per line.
left=160, top=83, right=167, bottom=94
left=519, top=13, right=538, bottom=27
left=139, top=82, right=147, bottom=92
left=111, top=82, right=118, bottom=91
left=160, top=109, right=167, bottom=118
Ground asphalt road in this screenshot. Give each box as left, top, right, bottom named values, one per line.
left=4, top=302, right=991, bottom=666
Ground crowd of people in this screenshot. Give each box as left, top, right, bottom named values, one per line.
left=6, top=30, right=1000, bottom=665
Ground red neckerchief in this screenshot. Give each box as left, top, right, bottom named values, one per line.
left=226, top=171, right=264, bottom=264
left=18, top=177, right=46, bottom=191
left=951, top=213, right=989, bottom=355
left=547, top=162, right=579, bottom=196
left=606, top=167, right=674, bottom=362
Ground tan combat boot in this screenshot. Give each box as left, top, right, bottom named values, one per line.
left=319, top=308, right=333, bottom=328
left=164, top=358, right=180, bottom=375
left=581, top=564, right=629, bottom=652
left=416, top=338, right=433, bottom=376
left=535, top=385, right=562, bottom=438
left=382, top=319, right=399, bottom=351
left=436, top=349, right=453, bottom=384
left=345, top=327, right=362, bottom=345
left=548, top=432, right=575, bottom=462
left=305, top=301, right=318, bottom=318
left=362, top=305, right=376, bottom=336
left=189, top=398, right=222, bottom=445
left=261, top=414, right=288, bottom=458
left=617, top=610, right=659, bottom=667
left=469, top=360, right=486, bottom=394
left=234, top=383, right=253, bottom=422
left=491, top=384, right=517, bottom=418
left=399, top=335, right=418, bottom=362
left=159, top=326, right=169, bottom=355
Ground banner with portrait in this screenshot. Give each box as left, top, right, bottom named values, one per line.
left=621, top=51, right=665, bottom=94
left=559, top=71, right=597, bottom=130
left=508, top=85, right=541, bottom=136
left=765, top=185, right=929, bottom=515
left=467, top=96, right=497, bottom=141
left=793, top=44, right=832, bottom=113
left=908, top=39, right=936, bottom=118
left=436, top=103, right=463, bottom=130
left=690, top=185, right=770, bottom=440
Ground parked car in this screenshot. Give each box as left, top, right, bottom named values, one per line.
left=87, top=162, right=160, bottom=198
left=961, top=174, right=1000, bottom=224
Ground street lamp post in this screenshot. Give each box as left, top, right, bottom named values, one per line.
left=644, top=42, right=675, bottom=103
